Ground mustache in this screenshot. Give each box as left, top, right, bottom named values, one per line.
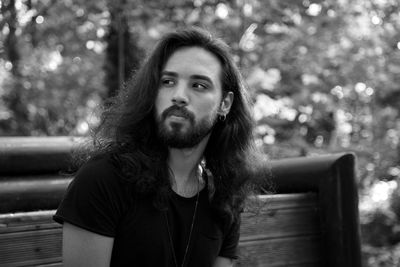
left=161, top=105, right=195, bottom=122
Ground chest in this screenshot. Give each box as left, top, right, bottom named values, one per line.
left=110, top=194, right=224, bottom=267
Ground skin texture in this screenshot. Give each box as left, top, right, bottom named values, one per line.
left=155, top=46, right=228, bottom=149
left=62, top=223, right=114, bottom=267
left=155, top=46, right=233, bottom=198
left=62, top=47, right=234, bottom=267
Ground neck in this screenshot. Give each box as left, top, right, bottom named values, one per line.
left=167, top=135, right=209, bottom=194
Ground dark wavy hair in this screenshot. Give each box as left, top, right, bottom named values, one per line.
left=75, top=27, right=270, bottom=226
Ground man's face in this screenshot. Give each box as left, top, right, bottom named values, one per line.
left=154, top=46, right=223, bottom=149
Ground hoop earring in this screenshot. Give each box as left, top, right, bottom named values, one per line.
left=219, top=114, right=226, bottom=122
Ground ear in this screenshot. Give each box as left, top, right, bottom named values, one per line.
left=219, top=91, right=234, bottom=115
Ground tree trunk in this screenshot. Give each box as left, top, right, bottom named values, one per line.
left=104, top=0, right=143, bottom=99
left=4, top=0, right=20, bottom=77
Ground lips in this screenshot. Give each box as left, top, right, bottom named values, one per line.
left=161, top=106, right=194, bottom=123
left=168, top=109, right=189, bottom=119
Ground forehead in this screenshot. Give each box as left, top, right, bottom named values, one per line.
left=163, top=47, right=222, bottom=86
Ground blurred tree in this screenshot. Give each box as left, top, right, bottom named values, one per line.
left=1, top=0, right=27, bottom=134
left=104, top=0, right=143, bottom=98
left=0, top=0, right=108, bottom=135
left=0, top=0, right=399, bottom=188
left=2, top=0, right=20, bottom=76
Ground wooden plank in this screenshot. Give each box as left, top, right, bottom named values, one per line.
left=0, top=210, right=59, bottom=234
left=36, top=263, right=63, bottom=267
left=0, top=136, right=81, bottom=149
left=0, top=211, right=62, bottom=265
left=241, top=194, right=319, bottom=240
left=240, top=208, right=320, bottom=240
left=238, top=193, right=321, bottom=266
left=0, top=177, right=72, bottom=213
left=0, top=228, right=62, bottom=266
left=0, top=221, right=59, bottom=234
left=248, top=193, right=318, bottom=210
left=314, top=154, right=361, bottom=267
left=0, top=136, right=81, bottom=175
left=1, top=258, right=62, bottom=267
left=0, top=210, right=57, bottom=225
left=238, top=235, right=321, bottom=267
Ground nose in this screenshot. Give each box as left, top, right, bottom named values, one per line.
left=171, top=82, right=189, bottom=107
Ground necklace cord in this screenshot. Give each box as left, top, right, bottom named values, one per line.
left=164, top=168, right=200, bottom=267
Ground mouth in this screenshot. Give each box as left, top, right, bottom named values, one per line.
left=168, top=114, right=187, bottom=120
left=165, top=109, right=191, bottom=122
left=161, top=106, right=194, bottom=125
left=168, top=109, right=188, bottom=118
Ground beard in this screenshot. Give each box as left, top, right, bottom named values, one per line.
left=156, top=105, right=218, bottom=149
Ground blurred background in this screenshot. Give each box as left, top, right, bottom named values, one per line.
left=1, top=0, right=400, bottom=265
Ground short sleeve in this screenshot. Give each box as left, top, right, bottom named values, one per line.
left=53, top=156, right=128, bottom=237
left=218, top=215, right=241, bottom=259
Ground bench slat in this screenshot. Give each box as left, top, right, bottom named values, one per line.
left=0, top=136, right=79, bottom=175
left=238, top=235, right=321, bottom=266
left=0, top=176, right=72, bottom=213
left=241, top=193, right=319, bottom=239
left=0, top=228, right=62, bottom=265
left=238, top=193, right=321, bottom=266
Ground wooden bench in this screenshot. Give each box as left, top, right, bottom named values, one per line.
left=0, top=137, right=362, bottom=267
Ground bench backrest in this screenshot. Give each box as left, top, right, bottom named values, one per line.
left=0, top=137, right=361, bottom=267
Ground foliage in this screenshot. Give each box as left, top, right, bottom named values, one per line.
left=362, top=243, right=400, bottom=267
left=1, top=0, right=400, bottom=265
left=1, top=0, right=107, bottom=135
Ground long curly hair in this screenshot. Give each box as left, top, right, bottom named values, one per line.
left=75, top=27, right=270, bottom=226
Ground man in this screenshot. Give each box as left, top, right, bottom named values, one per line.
left=54, top=27, right=267, bottom=267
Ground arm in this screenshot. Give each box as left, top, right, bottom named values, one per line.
left=213, top=256, right=235, bottom=267
left=62, top=222, right=114, bottom=267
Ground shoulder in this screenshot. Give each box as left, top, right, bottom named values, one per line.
left=78, top=154, right=119, bottom=175
left=55, top=154, right=132, bottom=236
left=72, top=154, right=125, bottom=191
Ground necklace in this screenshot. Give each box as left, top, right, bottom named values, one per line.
left=164, top=169, right=200, bottom=267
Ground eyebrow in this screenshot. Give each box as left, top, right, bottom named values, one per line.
left=161, top=71, right=214, bottom=85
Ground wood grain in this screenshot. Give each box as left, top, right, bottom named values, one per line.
left=238, top=193, right=321, bottom=266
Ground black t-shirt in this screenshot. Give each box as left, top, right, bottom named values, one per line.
left=54, top=156, right=240, bottom=267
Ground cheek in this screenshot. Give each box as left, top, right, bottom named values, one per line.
left=155, top=90, right=168, bottom=115
left=208, top=93, right=223, bottom=112
left=197, top=98, right=221, bottom=118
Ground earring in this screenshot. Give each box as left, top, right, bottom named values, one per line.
left=219, top=114, right=226, bottom=122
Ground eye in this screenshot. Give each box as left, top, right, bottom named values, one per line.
left=161, top=77, right=175, bottom=87
left=192, top=82, right=208, bottom=90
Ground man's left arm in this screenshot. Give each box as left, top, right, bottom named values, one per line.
left=213, top=256, right=234, bottom=267
left=217, top=214, right=241, bottom=267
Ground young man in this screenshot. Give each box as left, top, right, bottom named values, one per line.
left=54, top=27, right=267, bottom=267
